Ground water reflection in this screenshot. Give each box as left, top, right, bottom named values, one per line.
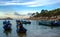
left=17, top=32, right=26, bottom=37
left=3, top=29, right=12, bottom=37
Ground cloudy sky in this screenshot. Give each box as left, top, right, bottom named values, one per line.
left=0, top=0, right=60, bottom=15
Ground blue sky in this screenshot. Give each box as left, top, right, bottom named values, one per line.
left=0, top=0, right=60, bottom=15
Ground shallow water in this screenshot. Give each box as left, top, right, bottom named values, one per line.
left=0, top=20, right=60, bottom=37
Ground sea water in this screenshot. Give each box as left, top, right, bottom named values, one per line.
left=0, top=20, right=60, bottom=37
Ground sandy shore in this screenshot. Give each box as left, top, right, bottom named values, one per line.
left=26, top=17, right=60, bottom=21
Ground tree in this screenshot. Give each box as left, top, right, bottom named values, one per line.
left=31, top=8, right=60, bottom=17
left=32, top=13, right=35, bottom=16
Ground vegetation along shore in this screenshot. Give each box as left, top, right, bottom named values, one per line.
left=27, top=8, right=60, bottom=21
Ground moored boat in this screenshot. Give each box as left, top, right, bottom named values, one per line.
left=3, top=20, right=12, bottom=30
left=20, top=20, right=31, bottom=24
left=51, top=21, right=60, bottom=26
left=39, top=20, right=60, bottom=26
left=16, top=20, right=27, bottom=33
left=17, top=27, right=27, bottom=33
left=16, top=20, right=31, bottom=24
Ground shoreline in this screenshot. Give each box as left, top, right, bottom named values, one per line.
left=26, top=17, right=60, bottom=21
left=0, top=17, right=60, bottom=21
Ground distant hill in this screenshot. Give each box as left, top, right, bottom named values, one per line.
left=32, top=8, right=60, bottom=17
left=1, top=12, right=31, bottom=19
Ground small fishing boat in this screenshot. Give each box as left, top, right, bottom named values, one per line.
left=17, top=27, right=27, bottom=33
left=39, top=20, right=51, bottom=26
left=39, top=20, right=60, bottom=26
left=3, top=20, right=12, bottom=30
left=51, top=21, right=60, bottom=26
left=21, top=21, right=31, bottom=24
left=16, top=20, right=27, bottom=33
left=16, top=20, right=31, bottom=24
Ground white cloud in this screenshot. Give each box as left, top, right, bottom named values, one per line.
left=18, top=10, right=36, bottom=14
left=0, top=0, right=60, bottom=7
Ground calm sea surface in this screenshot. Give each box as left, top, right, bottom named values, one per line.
left=0, top=20, right=60, bottom=37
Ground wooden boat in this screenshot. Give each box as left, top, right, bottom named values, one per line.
left=16, top=20, right=27, bottom=33
left=39, top=21, right=51, bottom=26
left=51, top=21, right=60, bottom=26
left=39, top=20, right=60, bottom=26
left=3, top=20, right=12, bottom=30
left=17, top=27, right=27, bottom=33
left=21, top=21, right=31, bottom=24
left=16, top=20, right=31, bottom=24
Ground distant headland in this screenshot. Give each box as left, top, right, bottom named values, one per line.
left=27, top=8, right=60, bottom=21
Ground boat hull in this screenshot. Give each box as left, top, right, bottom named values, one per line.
left=17, top=27, right=27, bottom=33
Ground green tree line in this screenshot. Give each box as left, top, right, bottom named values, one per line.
left=32, top=8, right=60, bottom=17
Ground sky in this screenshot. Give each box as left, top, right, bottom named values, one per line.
left=0, top=0, right=60, bottom=15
